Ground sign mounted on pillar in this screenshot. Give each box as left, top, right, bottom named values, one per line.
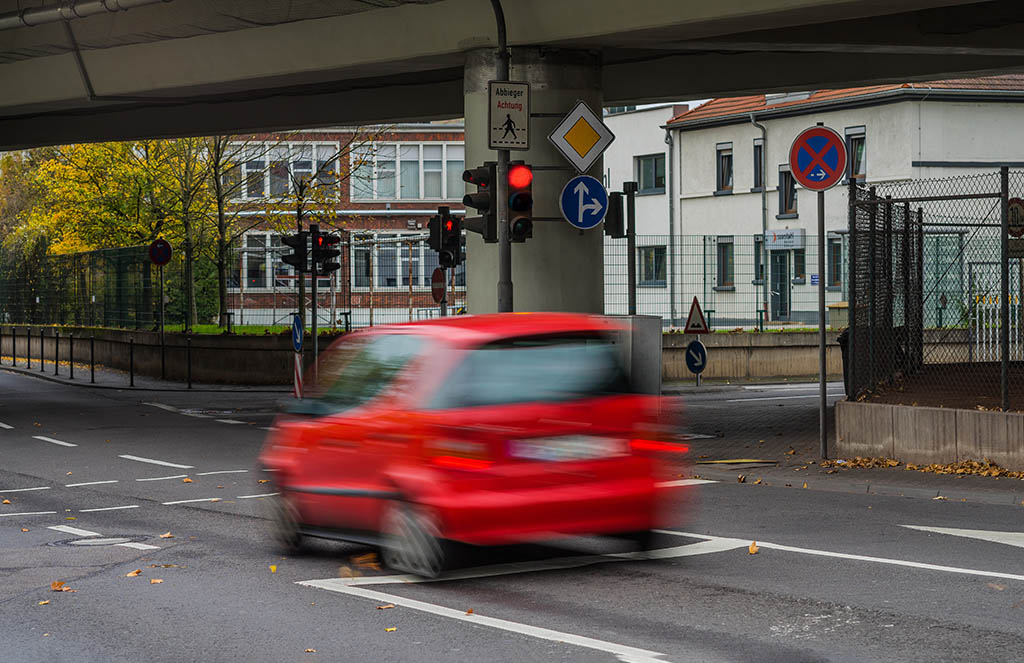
left=488, top=81, right=530, bottom=151
left=548, top=100, right=615, bottom=174
left=683, top=297, right=710, bottom=334
left=559, top=175, right=608, bottom=230
left=789, top=126, right=847, bottom=191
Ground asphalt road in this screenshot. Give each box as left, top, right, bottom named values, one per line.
left=2, top=371, right=1023, bottom=662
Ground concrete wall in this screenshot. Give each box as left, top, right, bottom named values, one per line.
left=663, top=331, right=843, bottom=380
left=835, top=400, right=1024, bottom=470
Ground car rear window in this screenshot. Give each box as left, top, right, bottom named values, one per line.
left=430, top=334, right=630, bottom=409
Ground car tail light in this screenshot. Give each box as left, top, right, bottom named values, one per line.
left=630, top=439, right=690, bottom=454
left=431, top=455, right=493, bottom=471
left=425, top=439, right=494, bottom=471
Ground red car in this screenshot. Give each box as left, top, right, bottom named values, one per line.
left=259, top=313, right=684, bottom=577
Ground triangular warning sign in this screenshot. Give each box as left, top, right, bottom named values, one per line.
left=684, top=297, right=710, bottom=334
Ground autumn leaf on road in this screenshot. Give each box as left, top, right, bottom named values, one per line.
left=50, top=581, right=75, bottom=592
left=126, top=569, right=142, bottom=577
left=352, top=552, right=381, bottom=570
left=786, top=449, right=796, bottom=455
left=385, top=627, right=397, bottom=632
left=182, top=478, right=193, bottom=483
left=753, top=478, right=762, bottom=485
left=20, top=528, right=28, bottom=532
left=987, top=583, right=1007, bottom=591
left=736, top=474, right=746, bottom=483
left=748, top=542, right=759, bottom=555
left=376, top=604, right=395, bottom=610
left=37, top=600, right=49, bottom=606
left=159, top=532, right=173, bottom=539
left=933, top=495, right=948, bottom=501
left=338, top=565, right=362, bottom=578
left=258, top=479, right=270, bottom=484
left=150, top=579, right=163, bottom=585
left=466, top=608, right=474, bottom=615
left=304, top=649, right=316, bottom=653
left=269, top=565, right=277, bottom=574
left=2, top=499, right=9, bottom=504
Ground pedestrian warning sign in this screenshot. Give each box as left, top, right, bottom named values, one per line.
left=489, top=81, right=530, bottom=151
left=684, top=297, right=710, bottom=334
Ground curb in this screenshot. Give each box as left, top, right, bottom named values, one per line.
left=0, top=365, right=291, bottom=394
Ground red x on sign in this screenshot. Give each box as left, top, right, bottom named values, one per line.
left=789, top=126, right=847, bottom=191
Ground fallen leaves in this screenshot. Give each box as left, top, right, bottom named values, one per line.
left=20, top=528, right=28, bottom=532
left=822, top=457, right=1024, bottom=480
left=753, top=478, right=763, bottom=485
left=159, top=532, right=173, bottom=539
left=352, top=552, right=381, bottom=571
left=384, top=627, right=397, bottom=632
left=37, top=600, right=50, bottom=606
left=269, top=565, right=277, bottom=574
left=258, top=479, right=270, bottom=484
left=304, top=649, right=316, bottom=654
left=377, top=604, right=395, bottom=610
left=802, top=482, right=808, bottom=489
left=736, top=474, right=746, bottom=484
left=50, top=581, right=75, bottom=593
left=748, top=542, right=759, bottom=555
left=933, top=495, right=947, bottom=501
left=126, top=569, right=142, bottom=577
left=2, top=499, right=9, bottom=504
left=338, top=566, right=361, bottom=578
left=987, top=582, right=1007, bottom=591
left=182, top=478, right=193, bottom=483
left=149, top=579, right=163, bottom=585
left=465, top=608, right=474, bottom=615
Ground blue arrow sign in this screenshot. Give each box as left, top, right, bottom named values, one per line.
left=292, top=314, right=304, bottom=353
left=685, top=340, right=707, bottom=375
left=559, top=175, right=608, bottom=230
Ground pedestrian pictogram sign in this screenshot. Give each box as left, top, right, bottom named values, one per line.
left=1009, top=198, right=1024, bottom=238
left=559, top=175, right=608, bottom=230
left=548, top=100, right=615, bottom=174
left=684, top=297, right=710, bottom=334
left=789, top=126, right=847, bottom=191
left=489, top=81, right=530, bottom=150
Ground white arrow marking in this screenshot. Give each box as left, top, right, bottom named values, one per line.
left=581, top=197, right=603, bottom=218
left=902, top=525, right=1024, bottom=549
left=809, top=169, right=828, bottom=180
left=688, top=349, right=704, bottom=367
left=573, top=180, right=590, bottom=226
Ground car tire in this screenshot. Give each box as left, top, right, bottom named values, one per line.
left=381, top=502, right=448, bottom=579
left=269, top=493, right=304, bottom=553
left=622, top=529, right=659, bottom=552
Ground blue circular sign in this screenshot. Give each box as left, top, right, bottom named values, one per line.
left=789, top=126, right=847, bottom=191
left=685, top=340, right=707, bottom=375
left=559, top=175, right=608, bottom=230
left=148, top=238, right=172, bottom=266
left=291, top=314, right=304, bottom=353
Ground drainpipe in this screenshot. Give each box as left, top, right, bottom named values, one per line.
left=664, top=128, right=678, bottom=326
left=0, top=0, right=171, bottom=31
left=750, top=112, right=769, bottom=325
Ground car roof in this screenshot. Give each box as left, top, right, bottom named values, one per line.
left=365, top=312, right=626, bottom=345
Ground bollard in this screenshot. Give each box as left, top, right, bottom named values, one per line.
left=25, top=328, right=29, bottom=370
left=129, top=338, right=134, bottom=387
left=39, top=328, right=44, bottom=372
left=54, top=331, right=59, bottom=376
left=186, top=336, right=192, bottom=389
left=12, top=327, right=16, bottom=367
left=69, top=334, right=74, bottom=380
left=90, top=336, right=95, bottom=384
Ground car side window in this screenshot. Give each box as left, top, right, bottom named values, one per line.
left=313, top=333, right=424, bottom=412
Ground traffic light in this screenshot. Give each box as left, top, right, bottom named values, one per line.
left=281, top=231, right=309, bottom=273
left=312, top=227, right=342, bottom=274
left=462, top=162, right=497, bottom=243
left=438, top=206, right=462, bottom=268
left=604, top=191, right=625, bottom=238
left=507, top=161, right=533, bottom=243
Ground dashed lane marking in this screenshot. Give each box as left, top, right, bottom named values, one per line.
left=0, top=486, right=50, bottom=493
left=119, top=542, right=160, bottom=550
left=0, top=421, right=13, bottom=429
left=236, top=492, right=279, bottom=499
left=656, top=478, right=718, bottom=487
left=32, top=435, right=76, bottom=447
left=196, top=470, right=248, bottom=476
left=65, top=480, right=119, bottom=487
left=49, top=525, right=101, bottom=537
left=79, top=505, right=139, bottom=513
left=118, top=454, right=194, bottom=469
left=0, top=511, right=57, bottom=517
left=143, top=402, right=179, bottom=413
left=136, top=474, right=189, bottom=482
left=215, top=419, right=245, bottom=425
left=161, top=497, right=221, bottom=505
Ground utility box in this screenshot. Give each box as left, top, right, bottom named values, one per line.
left=612, top=315, right=663, bottom=395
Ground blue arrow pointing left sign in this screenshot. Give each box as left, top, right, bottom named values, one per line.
left=292, top=314, right=304, bottom=353
left=559, top=175, right=608, bottom=230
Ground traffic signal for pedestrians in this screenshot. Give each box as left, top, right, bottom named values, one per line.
left=604, top=191, right=625, bottom=238
left=462, top=162, right=497, bottom=243
left=312, top=228, right=342, bottom=274
left=507, top=161, right=533, bottom=243
left=439, top=206, right=462, bottom=268
left=281, top=231, right=309, bottom=273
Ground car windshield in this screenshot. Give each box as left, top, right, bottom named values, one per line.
left=430, top=334, right=630, bottom=409
left=297, top=333, right=424, bottom=414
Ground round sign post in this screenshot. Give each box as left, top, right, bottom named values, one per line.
left=789, top=125, right=847, bottom=462
left=148, top=239, right=173, bottom=375
left=431, top=267, right=447, bottom=316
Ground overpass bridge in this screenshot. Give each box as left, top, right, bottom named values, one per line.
left=2, top=0, right=1023, bottom=311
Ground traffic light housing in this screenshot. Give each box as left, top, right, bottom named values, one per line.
left=438, top=206, right=462, bottom=268
left=604, top=191, right=625, bottom=238
left=462, top=162, right=497, bottom=243
left=281, top=231, right=309, bottom=273
left=312, top=227, right=342, bottom=274
left=507, top=161, right=533, bottom=243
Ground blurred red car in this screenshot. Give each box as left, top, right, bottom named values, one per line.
left=259, top=312, right=683, bottom=577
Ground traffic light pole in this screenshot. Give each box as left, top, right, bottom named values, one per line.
left=492, top=0, right=512, bottom=313
left=309, top=224, right=319, bottom=386
left=624, top=181, right=638, bottom=316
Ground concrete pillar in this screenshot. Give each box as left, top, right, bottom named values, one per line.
left=464, top=48, right=604, bottom=314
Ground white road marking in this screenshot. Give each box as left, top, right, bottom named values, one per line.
left=725, top=393, right=844, bottom=403
left=656, top=478, right=718, bottom=487
left=236, top=493, right=279, bottom=499
left=143, top=402, right=179, bottom=413
left=162, top=497, right=221, bottom=505
left=661, top=530, right=1024, bottom=583
left=117, top=542, right=160, bottom=550
left=181, top=412, right=211, bottom=419
left=297, top=582, right=668, bottom=663
left=259, top=427, right=275, bottom=431
left=65, top=480, right=119, bottom=487
left=679, top=433, right=716, bottom=440
left=0, top=511, right=57, bottom=517
left=0, top=486, right=51, bottom=493
left=742, top=382, right=843, bottom=391
left=902, top=525, right=1024, bottom=549
left=118, top=454, right=194, bottom=469
left=195, top=470, right=248, bottom=476
left=135, top=474, right=189, bottom=482
left=32, top=435, right=77, bottom=447
left=49, top=525, right=102, bottom=536
left=0, top=421, right=13, bottom=429
left=79, top=505, right=139, bottom=512
left=215, top=419, right=245, bottom=425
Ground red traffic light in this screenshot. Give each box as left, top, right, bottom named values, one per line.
left=445, top=219, right=454, bottom=232
left=508, top=164, right=533, bottom=189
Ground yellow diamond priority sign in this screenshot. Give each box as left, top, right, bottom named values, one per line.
left=548, top=100, right=615, bottom=173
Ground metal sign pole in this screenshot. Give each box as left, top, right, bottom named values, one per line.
left=818, top=190, right=827, bottom=459
left=441, top=268, right=448, bottom=317
left=310, top=226, right=319, bottom=388
left=625, top=181, right=638, bottom=316
left=159, top=263, right=166, bottom=380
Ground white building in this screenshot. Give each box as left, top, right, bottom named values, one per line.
left=641, top=75, right=1024, bottom=328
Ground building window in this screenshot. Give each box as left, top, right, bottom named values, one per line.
left=828, top=237, right=843, bottom=287
left=231, top=142, right=340, bottom=200
left=637, top=154, right=665, bottom=194
left=716, top=144, right=733, bottom=193
left=245, top=235, right=267, bottom=289
left=638, top=246, right=666, bottom=286
left=350, top=232, right=466, bottom=291
left=351, top=143, right=465, bottom=201
left=778, top=167, right=798, bottom=216
left=754, top=235, right=765, bottom=283
left=753, top=140, right=764, bottom=189
left=846, top=127, right=866, bottom=181
left=605, top=105, right=637, bottom=115
left=793, top=248, right=806, bottom=280
left=716, top=237, right=734, bottom=288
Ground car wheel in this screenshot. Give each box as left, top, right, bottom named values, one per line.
left=381, top=502, right=447, bottom=578
left=269, top=494, right=303, bottom=553
left=621, top=529, right=659, bottom=552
